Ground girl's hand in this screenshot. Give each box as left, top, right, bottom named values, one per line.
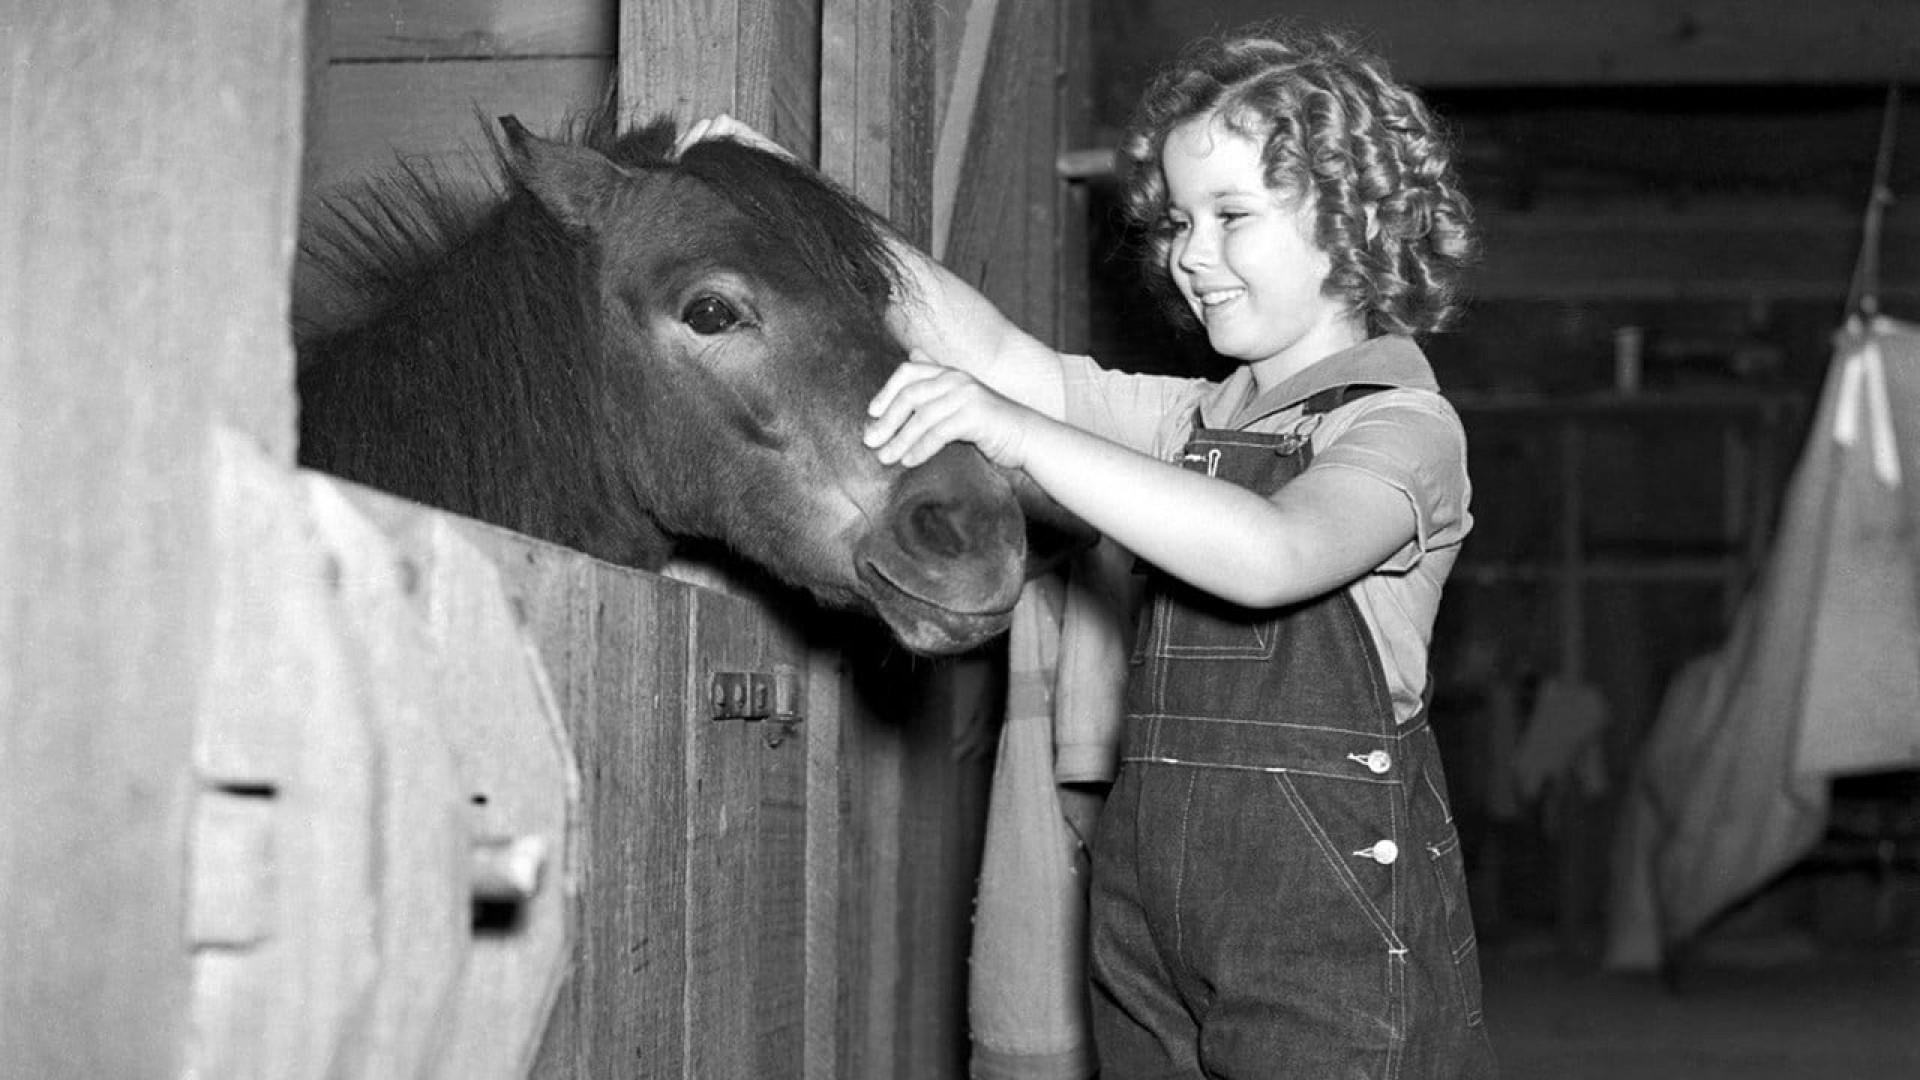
left=673, top=113, right=795, bottom=161
left=864, top=353, right=1037, bottom=470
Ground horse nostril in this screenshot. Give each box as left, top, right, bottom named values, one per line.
left=905, top=498, right=975, bottom=559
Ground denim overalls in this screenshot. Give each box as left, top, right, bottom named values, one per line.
left=1088, top=385, right=1498, bottom=1079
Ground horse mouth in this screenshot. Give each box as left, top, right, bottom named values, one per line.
left=856, top=559, right=1020, bottom=655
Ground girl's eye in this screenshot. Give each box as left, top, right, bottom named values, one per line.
left=682, top=295, right=742, bottom=334
left=1157, top=217, right=1189, bottom=237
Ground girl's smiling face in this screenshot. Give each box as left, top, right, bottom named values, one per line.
left=1161, top=112, right=1366, bottom=387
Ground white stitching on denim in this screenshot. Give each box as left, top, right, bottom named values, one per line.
left=1422, top=767, right=1455, bottom=825
left=1171, top=769, right=1196, bottom=967
left=1269, top=772, right=1404, bottom=951
left=1126, top=710, right=1397, bottom=735
left=1121, top=756, right=1395, bottom=784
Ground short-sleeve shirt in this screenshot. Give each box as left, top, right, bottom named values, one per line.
left=1058, top=335, right=1472, bottom=723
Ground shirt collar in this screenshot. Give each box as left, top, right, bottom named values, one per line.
left=1197, top=335, right=1439, bottom=430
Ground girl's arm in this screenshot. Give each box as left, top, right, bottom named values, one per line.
left=865, top=363, right=1415, bottom=608
left=881, top=243, right=1068, bottom=421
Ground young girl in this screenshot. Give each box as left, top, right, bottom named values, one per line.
left=688, top=19, right=1494, bottom=1079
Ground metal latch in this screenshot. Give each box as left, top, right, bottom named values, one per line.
left=709, top=664, right=805, bottom=746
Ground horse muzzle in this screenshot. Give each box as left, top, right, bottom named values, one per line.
left=853, top=445, right=1027, bottom=655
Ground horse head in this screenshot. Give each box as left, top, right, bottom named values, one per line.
left=298, top=110, right=1066, bottom=655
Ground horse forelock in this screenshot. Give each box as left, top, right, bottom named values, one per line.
left=505, top=98, right=899, bottom=318
left=671, top=138, right=904, bottom=317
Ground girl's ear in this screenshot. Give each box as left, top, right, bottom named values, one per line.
left=498, top=115, right=626, bottom=232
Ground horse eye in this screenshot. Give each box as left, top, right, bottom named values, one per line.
left=682, top=295, right=741, bottom=335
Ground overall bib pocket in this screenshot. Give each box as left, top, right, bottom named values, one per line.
left=1131, top=580, right=1283, bottom=664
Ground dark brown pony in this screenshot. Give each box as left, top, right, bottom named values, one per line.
left=295, top=107, right=1034, bottom=654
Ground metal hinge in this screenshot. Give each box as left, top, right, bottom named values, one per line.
left=709, top=663, right=805, bottom=747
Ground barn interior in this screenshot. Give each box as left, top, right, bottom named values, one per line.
left=6, top=0, right=1919, bottom=1078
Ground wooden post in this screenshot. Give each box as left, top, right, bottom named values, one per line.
left=1, top=3, right=305, bottom=1078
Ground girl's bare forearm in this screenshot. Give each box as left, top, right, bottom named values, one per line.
left=1016, top=415, right=1407, bottom=608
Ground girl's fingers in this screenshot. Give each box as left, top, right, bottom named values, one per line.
left=865, top=360, right=946, bottom=422
left=874, top=400, right=956, bottom=467
left=681, top=113, right=796, bottom=161
left=865, top=370, right=965, bottom=464
left=672, top=117, right=712, bottom=157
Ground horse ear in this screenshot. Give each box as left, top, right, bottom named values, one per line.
left=498, top=114, right=624, bottom=232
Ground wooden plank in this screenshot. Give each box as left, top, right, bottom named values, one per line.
left=899, top=667, right=972, bottom=1079
left=801, top=647, right=845, bottom=1080
left=619, top=0, right=816, bottom=151
left=189, top=440, right=382, bottom=1080
left=889, top=5, right=937, bottom=240
left=403, top=515, right=579, bottom=1080
left=754, top=626, right=810, bottom=1079
left=304, top=472, right=469, bottom=1080
left=931, top=0, right=999, bottom=258
left=0, top=2, right=305, bottom=1077
left=1056, top=0, right=1096, bottom=354
left=1021, top=0, right=1066, bottom=347
left=448, top=529, right=697, bottom=1080
left=502, top=548, right=600, bottom=1080
left=317, top=481, right=582, bottom=1080
left=623, top=0, right=744, bottom=126
left=684, top=590, right=766, bottom=1079
left=578, top=564, right=694, bottom=1080
left=309, top=56, right=613, bottom=193
left=1105, top=0, right=1920, bottom=88
left=842, top=673, right=908, bottom=1080
left=325, top=0, right=615, bottom=61
left=765, top=0, right=821, bottom=159
left=822, top=0, right=929, bottom=227
left=943, top=0, right=1061, bottom=336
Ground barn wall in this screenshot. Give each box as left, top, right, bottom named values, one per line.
left=6, top=1, right=1086, bottom=1077
left=306, top=0, right=615, bottom=192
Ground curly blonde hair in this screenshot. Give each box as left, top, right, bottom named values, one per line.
left=1118, top=21, right=1476, bottom=337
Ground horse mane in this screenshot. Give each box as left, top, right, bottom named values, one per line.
left=294, top=96, right=907, bottom=569
left=296, top=101, right=904, bottom=344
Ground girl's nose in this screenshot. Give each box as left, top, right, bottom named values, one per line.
left=1175, top=226, right=1214, bottom=273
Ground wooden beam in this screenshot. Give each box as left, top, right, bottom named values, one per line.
left=308, top=57, right=612, bottom=192
left=325, top=0, right=614, bottom=61
left=1104, top=0, right=1920, bottom=88
left=1473, top=206, right=1920, bottom=302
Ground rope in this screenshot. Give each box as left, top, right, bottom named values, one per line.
left=1845, top=84, right=1902, bottom=321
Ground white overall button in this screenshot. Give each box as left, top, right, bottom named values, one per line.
left=1360, top=839, right=1399, bottom=865
left=1364, top=750, right=1392, bottom=774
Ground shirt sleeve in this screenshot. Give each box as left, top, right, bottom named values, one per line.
left=1308, top=389, right=1473, bottom=573
left=1058, top=354, right=1212, bottom=460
